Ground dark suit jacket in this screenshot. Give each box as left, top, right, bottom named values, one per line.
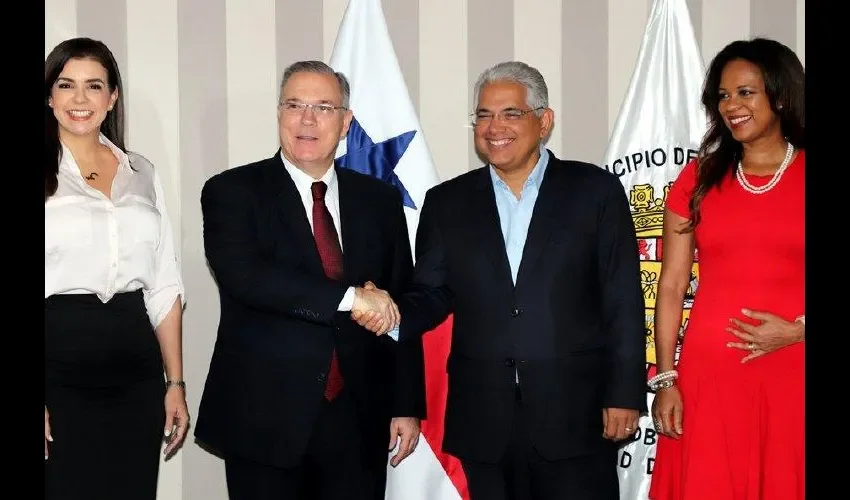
left=398, top=151, right=646, bottom=463
left=194, top=152, right=426, bottom=469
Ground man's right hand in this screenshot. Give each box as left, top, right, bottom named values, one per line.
left=351, top=282, right=399, bottom=335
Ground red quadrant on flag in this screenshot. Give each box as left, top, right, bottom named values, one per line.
left=420, top=315, right=469, bottom=499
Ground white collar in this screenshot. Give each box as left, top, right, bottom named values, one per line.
left=279, top=152, right=338, bottom=194
left=59, top=133, right=132, bottom=174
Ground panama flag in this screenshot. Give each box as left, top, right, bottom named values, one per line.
left=329, top=0, right=466, bottom=499
left=599, top=0, right=706, bottom=498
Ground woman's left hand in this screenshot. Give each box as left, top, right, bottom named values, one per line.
left=726, top=308, right=804, bottom=363
left=163, top=385, right=190, bottom=457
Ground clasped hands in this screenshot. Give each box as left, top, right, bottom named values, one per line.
left=351, top=281, right=399, bottom=335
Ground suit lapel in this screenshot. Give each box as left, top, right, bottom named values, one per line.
left=515, top=155, right=560, bottom=289
left=336, top=168, right=367, bottom=280
left=265, top=153, right=326, bottom=276
left=470, top=169, right=515, bottom=286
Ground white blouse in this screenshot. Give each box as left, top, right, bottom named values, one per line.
left=44, top=134, right=185, bottom=328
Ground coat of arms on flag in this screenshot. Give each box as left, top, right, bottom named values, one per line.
left=599, top=0, right=706, bottom=498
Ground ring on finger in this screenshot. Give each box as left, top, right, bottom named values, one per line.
left=748, top=342, right=755, bottom=351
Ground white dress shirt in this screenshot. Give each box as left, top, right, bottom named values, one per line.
left=44, top=134, right=185, bottom=328
left=280, top=153, right=355, bottom=310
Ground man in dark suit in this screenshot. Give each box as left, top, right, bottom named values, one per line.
left=356, top=61, right=646, bottom=500
left=194, top=60, right=426, bottom=500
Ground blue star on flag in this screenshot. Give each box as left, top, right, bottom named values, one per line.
left=335, top=117, right=417, bottom=209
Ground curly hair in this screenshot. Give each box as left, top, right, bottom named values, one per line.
left=684, top=37, right=804, bottom=232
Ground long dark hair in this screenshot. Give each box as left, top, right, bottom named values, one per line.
left=45, top=37, right=126, bottom=200
left=685, top=37, right=805, bottom=231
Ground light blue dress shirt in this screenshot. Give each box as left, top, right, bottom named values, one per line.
left=490, top=146, right=550, bottom=284
left=387, top=146, right=550, bottom=341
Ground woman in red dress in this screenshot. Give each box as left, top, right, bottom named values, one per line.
left=648, top=38, right=805, bottom=500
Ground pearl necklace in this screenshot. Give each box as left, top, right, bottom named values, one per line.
left=735, top=143, right=794, bottom=195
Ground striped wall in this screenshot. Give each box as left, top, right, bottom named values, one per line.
left=44, top=1, right=805, bottom=498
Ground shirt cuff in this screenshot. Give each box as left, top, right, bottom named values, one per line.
left=337, top=286, right=355, bottom=311
left=387, top=326, right=399, bottom=341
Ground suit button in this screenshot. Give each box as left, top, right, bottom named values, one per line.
left=505, top=358, right=515, bottom=367
left=511, top=307, right=523, bottom=317
left=317, top=373, right=326, bottom=383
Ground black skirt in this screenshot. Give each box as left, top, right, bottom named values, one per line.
left=45, top=290, right=165, bottom=500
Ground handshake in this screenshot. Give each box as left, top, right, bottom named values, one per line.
left=351, top=281, right=399, bottom=335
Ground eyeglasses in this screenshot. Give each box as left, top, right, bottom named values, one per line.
left=279, top=101, right=348, bottom=117
left=470, top=107, right=544, bottom=126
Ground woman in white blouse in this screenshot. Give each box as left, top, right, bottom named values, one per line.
left=44, top=37, right=189, bottom=500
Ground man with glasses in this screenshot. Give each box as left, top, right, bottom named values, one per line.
left=194, top=60, right=425, bottom=500
left=356, top=61, right=646, bottom=499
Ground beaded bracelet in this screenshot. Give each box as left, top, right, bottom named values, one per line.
left=647, top=370, right=678, bottom=391
left=652, top=379, right=675, bottom=391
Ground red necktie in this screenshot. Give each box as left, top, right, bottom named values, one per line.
left=311, top=181, right=345, bottom=401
